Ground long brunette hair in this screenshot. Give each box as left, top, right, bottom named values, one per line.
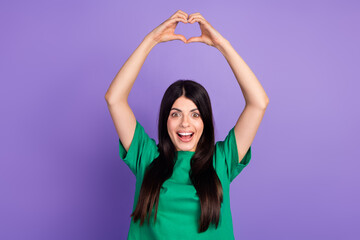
left=130, top=80, right=223, bottom=233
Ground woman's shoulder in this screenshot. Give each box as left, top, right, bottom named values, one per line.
left=214, top=126, right=236, bottom=154
left=119, top=120, right=159, bottom=176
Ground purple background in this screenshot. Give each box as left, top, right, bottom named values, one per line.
left=1, top=0, right=359, bottom=239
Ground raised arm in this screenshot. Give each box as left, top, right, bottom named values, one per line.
left=105, top=10, right=189, bottom=152
left=217, top=40, right=269, bottom=163
left=186, top=13, right=269, bottom=163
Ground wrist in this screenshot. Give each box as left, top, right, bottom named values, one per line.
left=215, top=38, right=232, bottom=55
left=141, top=34, right=158, bottom=51
left=144, top=33, right=159, bottom=46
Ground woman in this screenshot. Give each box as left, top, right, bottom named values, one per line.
left=105, top=10, right=269, bottom=240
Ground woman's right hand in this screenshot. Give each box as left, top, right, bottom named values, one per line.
left=147, top=10, right=189, bottom=44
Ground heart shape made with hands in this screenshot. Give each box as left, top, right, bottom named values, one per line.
left=175, top=21, right=202, bottom=43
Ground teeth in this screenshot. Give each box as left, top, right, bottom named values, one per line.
left=178, top=132, right=192, bottom=136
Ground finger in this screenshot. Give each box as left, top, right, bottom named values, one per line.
left=188, top=16, right=205, bottom=24
left=188, top=14, right=205, bottom=21
left=171, top=10, right=188, bottom=21
left=170, top=14, right=188, bottom=23
left=186, top=36, right=203, bottom=44
left=172, top=10, right=188, bottom=18
left=168, top=17, right=188, bottom=24
left=170, top=14, right=187, bottom=23
left=191, top=15, right=205, bottom=21
left=189, top=12, right=201, bottom=16
left=172, top=34, right=187, bottom=43
left=176, top=10, right=189, bottom=20
left=188, top=12, right=203, bottom=19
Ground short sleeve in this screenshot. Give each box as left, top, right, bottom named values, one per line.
left=118, top=121, right=159, bottom=176
left=215, top=127, right=252, bottom=182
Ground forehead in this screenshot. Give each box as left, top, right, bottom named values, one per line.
left=171, top=96, right=198, bottom=111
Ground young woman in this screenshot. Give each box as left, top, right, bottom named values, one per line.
left=105, top=10, right=269, bottom=240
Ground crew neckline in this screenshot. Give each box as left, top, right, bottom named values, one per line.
left=176, top=151, right=195, bottom=156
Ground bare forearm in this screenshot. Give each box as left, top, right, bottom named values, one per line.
left=217, top=39, right=269, bottom=108
left=105, top=35, right=157, bottom=104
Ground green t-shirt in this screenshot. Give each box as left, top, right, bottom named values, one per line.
left=119, top=121, right=252, bottom=240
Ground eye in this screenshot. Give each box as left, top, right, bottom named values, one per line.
left=171, top=112, right=180, bottom=117
left=192, top=112, right=200, bottom=118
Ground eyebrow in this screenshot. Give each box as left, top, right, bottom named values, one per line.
left=170, top=108, right=199, bottom=112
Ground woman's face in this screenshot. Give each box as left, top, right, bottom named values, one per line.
left=167, top=96, right=204, bottom=152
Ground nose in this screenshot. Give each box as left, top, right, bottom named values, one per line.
left=180, top=115, right=190, bottom=127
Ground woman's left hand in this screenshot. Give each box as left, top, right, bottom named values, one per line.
left=186, top=13, right=227, bottom=48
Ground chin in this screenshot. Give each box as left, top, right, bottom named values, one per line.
left=178, top=145, right=195, bottom=152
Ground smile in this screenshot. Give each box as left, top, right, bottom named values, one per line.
left=177, top=131, right=194, bottom=142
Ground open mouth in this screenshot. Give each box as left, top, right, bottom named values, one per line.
left=177, top=132, right=194, bottom=142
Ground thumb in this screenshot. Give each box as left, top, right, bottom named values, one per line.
left=172, top=34, right=187, bottom=43
left=186, top=36, right=203, bottom=44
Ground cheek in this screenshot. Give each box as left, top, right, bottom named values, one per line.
left=167, top=118, right=176, bottom=135
left=167, top=119, right=171, bottom=135
left=198, top=126, right=204, bottom=140
left=195, top=120, right=204, bottom=133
